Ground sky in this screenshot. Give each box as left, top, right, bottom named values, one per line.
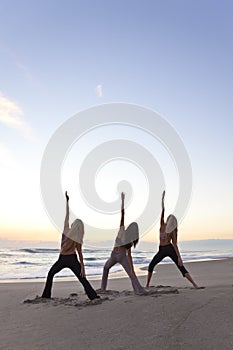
left=0, top=0, right=232, bottom=243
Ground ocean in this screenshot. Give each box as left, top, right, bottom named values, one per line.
left=0, top=239, right=232, bottom=281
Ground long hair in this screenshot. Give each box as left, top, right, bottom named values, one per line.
left=125, top=222, right=139, bottom=248
left=166, top=215, right=178, bottom=240
left=65, top=219, right=84, bottom=244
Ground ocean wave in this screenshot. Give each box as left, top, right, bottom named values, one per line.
left=182, top=255, right=232, bottom=261
left=0, top=268, right=121, bottom=281
left=84, top=262, right=105, bottom=267
left=12, top=261, right=39, bottom=265
left=0, top=242, right=231, bottom=282
left=84, top=257, right=106, bottom=261
left=83, top=249, right=112, bottom=254
left=0, top=253, right=13, bottom=257
left=18, top=248, right=59, bottom=254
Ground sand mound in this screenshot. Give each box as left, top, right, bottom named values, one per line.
left=24, top=295, right=109, bottom=308
left=24, top=286, right=178, bottom=308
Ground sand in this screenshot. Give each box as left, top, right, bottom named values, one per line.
left=0, top=258, right=233, bottom=350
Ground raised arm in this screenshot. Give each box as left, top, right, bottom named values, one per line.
left=160, top=190, right=165, bottom=227
left=64, top=191, right=70, bottom=231
left=120, top=192, right=125, bottom=228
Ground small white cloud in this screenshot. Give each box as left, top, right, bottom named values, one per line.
left=95, top=84, right=103, bottom=97
left=0, top=91, right=31, bottom=136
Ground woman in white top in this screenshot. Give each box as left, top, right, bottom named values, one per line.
left=146, top=191, right=202, bottom=289
left=101, top=192, right=146, bottom=295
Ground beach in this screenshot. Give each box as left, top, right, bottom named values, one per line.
left=1, top=258, right=233, bottom=350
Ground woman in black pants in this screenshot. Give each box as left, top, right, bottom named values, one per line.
left=42, top=191, right=99, bottom=300
left=146, top=191, right=201, bottom=289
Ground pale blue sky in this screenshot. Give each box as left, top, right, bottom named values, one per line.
left=0, top=0, right=232, bottom=241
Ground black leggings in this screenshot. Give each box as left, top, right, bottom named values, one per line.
left=42, top=254, right=98, bottom=300
left=148, top=244, right=188, bottom=277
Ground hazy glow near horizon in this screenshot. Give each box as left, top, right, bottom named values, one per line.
left=0, top=1, right=232, bottom=243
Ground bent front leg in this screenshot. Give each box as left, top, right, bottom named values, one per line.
left=120, top=255, right=145, bottom=294
left=70, top=261, right=98, bottom=300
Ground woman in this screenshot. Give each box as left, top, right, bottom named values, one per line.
left=101, top=192, right=146, bottom=295
left=146, top=191, right=202, bottom=289
left=42, top=191, right=99, bottom=300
